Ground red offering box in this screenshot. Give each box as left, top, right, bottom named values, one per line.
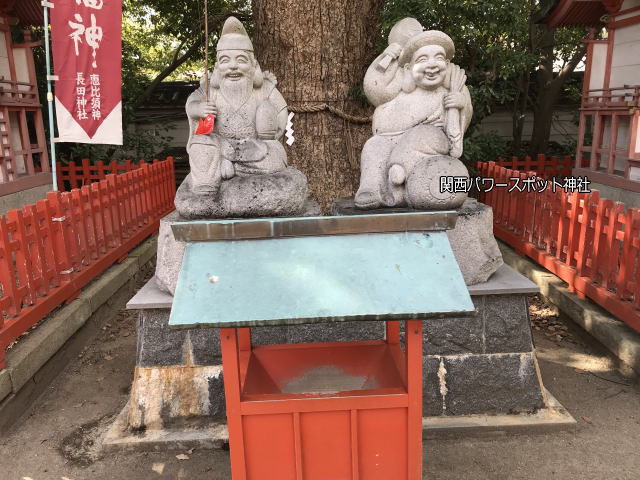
left=221, top=321, right=423, bottom=480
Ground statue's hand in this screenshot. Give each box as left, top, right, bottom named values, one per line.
left=383, top=42, right=403, bottom=59
left=195, top=102, right=218, bottom=119
left=444, top=92, right=466, bottom=110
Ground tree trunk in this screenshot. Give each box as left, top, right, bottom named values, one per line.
left=529, top=81, right=563, bottom=155
left=511, top=71, right=530, bottom=156
left=252, top=0, right=383, bottom=211
left=529, top=25, right=586, bottom=155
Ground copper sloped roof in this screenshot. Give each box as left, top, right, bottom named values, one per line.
left=0, top=0, right=44, bottom=26
left=535, top=0, right=614, bottom=28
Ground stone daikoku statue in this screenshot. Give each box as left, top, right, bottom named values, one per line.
left=175, top=16, right=309, bottom=218
left=355, top=18, right=473, bottom=210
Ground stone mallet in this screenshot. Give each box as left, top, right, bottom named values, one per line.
left=376, top=17, right=423, bottom=72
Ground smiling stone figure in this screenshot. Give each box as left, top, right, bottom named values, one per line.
left=355, top=20, right=473, bottom=210
left=175, top=16, right=309, bottom=218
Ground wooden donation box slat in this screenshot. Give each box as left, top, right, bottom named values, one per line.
left=169, top=212, right=474, bottom=480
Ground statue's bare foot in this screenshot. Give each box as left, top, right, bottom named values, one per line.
left=221, top=159, right=235, bottom=180
left=354, top=189, right=383, bottom=209
left=192, top=182, right=220, bottom=196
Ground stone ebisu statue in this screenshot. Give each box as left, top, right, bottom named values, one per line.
left=355, top=18, right=473, bottom=210
left=175, top=16, right=309, bottom=218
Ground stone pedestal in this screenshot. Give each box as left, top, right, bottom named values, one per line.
left=125, top=265, right=546, bottom=431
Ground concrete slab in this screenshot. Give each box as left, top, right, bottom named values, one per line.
left=126, top=277, right=173, bottom=310
left=129, top=237, right=158, bottom=268
left=423, top=389, right=575, bottom=438
left=468, top=264, right=539, bottom=296
left=500, top=242, right=640, bottom=376
left=103, top=401, right=228, bottom=453
left=6, top=299, right=92, bottom=392
left=128, top=264, right=540, bottom=311
left=80, top=259, right=139, bottom=313
left=103, top=389, right=574, bottom=452
left=0, top=369, right=11, bottom=402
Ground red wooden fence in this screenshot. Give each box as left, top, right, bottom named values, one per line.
left=477, top=159, right=640, bottom=333
left=494, top=154, right=573, bottom=178
left=0, top=157, right=176, bottom=368
left=56, top=158, right=159, bottom=190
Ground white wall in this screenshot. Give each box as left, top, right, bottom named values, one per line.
left=12, top=48, right=30, bottom=93
left=132, top=117, right=190, bottom=149
left=589, top=43, right=608, bottom=92
left=9, top=111, right=25, bottom=175
left=610, top=22, right=640, bottom=88
left=476, top=110, right=578, bottom=144
left=621, top=0, right=640, bottom=11
left=0, top=29, right=12, bottom=92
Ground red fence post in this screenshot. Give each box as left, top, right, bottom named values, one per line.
left=617, top=207, right=634, bottom=300
left=632, top=209, right=640, bottom=310
left=0, top=215, right=20, bottom=317
left=46, top=190, right=75, bottom=285
left=7, top=209, right=36, bottom=308
left=56, top=162, right=66, bottom=191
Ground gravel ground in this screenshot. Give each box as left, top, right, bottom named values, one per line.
left=1, top=289, right=639, bottom=480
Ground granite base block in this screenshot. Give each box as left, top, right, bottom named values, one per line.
left=483, top=294, right=534, bottom=353
left=136, top=309, right=289, bottom=366
left=427, top=352, right=545, bottom=416
left=285, top=321, right=385, bottom=344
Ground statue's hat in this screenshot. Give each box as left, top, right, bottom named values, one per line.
left=398, top=30, right=455, bottom=66
left=217, top=16, right=253, bottom=52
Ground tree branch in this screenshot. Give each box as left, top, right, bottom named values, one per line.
left=554, top=42, right=587, bottom=85
left=170, top=39, right=188, bottom=66
left=131, top=11, right=248, bottom=112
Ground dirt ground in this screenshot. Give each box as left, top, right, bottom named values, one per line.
left=1, top=286, right=640, bottom=480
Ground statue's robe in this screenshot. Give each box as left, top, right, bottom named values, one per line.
left=185, top=74, right=288, bottom=194
left=356, top=51, right=472, bottom=208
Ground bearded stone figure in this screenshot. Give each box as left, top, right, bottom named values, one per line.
left=355, top=19, right=473, bottom=210
left=175, top=17, right=309, bottom=218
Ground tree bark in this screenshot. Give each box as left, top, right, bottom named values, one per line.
left=252, top=0, right=383, bottom=211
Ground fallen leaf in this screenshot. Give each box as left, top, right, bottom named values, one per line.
left=176, top=454, right=190, bottom=460
left=62, top=477, right=74, bottom=480
left=187, top=448, right=194, bottom=454
left=574, top=369, right=586, bottom=374
left=104, top=355, right=113, bottom=361
left=121, top=331, right=130, bottom=337
left=152, top=463, right=165, bottom=474
left=72, top=403, right=83, bottom=408
left=581, top=416, right=593, bottom=424
left=22, top=477, right=34, bottom=480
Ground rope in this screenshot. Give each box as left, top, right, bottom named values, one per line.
left=289, top=103, right=372, bottom=124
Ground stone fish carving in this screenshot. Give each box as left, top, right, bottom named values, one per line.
left=175, top=16, right=309, bottom=218
left=355, top=18, right=473, bottom=210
